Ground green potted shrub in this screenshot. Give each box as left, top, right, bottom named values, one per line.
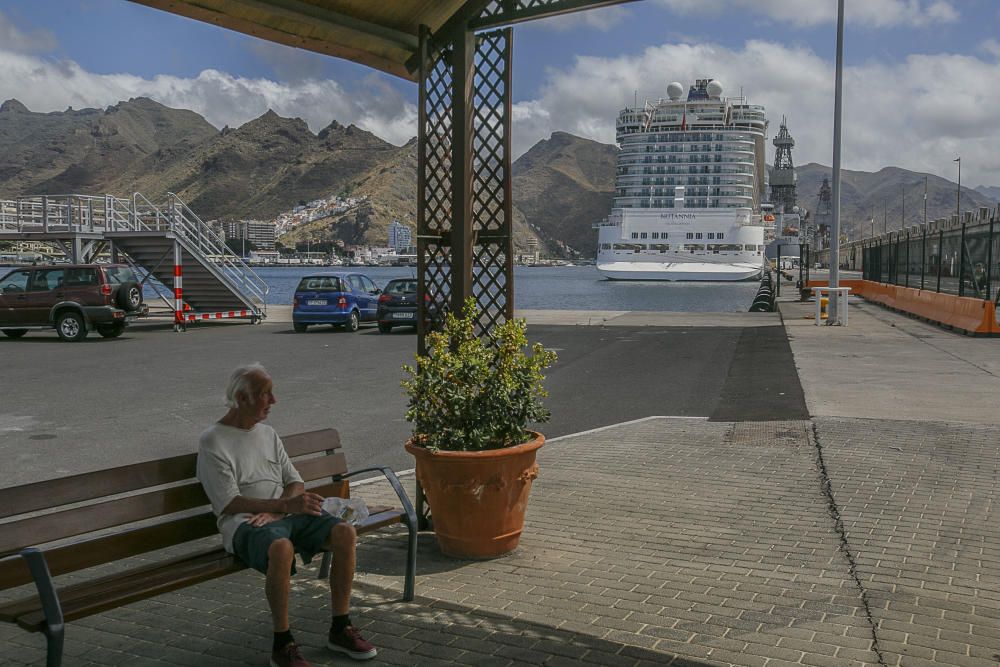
left=402, top=298, right=557, bottom=559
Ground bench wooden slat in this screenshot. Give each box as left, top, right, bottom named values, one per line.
left=14, top=550, right=244, bottom=631
left=1, top=451, right=347, bottom=557
left=283, top=428, right=341, bottom=457
left=2, top=510, right=405, bottom=627
left=357, top=509, right=406, bottom=534
left=1, top=548, right=235, bottom=624
left=295, top=452, right=348, bottom=482
left=0, top=453, right=196, bottom=520
left=0, top=428, right=341, bottom=521
left=0, top=513, right=220, bottom=591
left=0, top=482, right=211, bottom=556
left=0, top=480, right=360, bottom=588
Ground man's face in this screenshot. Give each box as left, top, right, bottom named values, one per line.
left=241, top=372, right=276, bottom=424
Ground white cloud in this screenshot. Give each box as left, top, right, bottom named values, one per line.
left=511, top=40, right=1000, bottom=186
left=0, top=10, right=57, bottom=53
left=657, top=0, right=959, bottom=28
left=981, top=39, right=1000, bottom=59
left=529, top=5, right=630, bottom=31
left=0, top=49, right=417, bottom=146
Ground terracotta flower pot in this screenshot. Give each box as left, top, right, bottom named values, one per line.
left=405, top=432, right=544, bottom=559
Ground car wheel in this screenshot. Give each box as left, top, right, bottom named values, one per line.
left=378, top=322, right=392, bottom=334
left=115, top=281, right=143, bottom=310
left=2, top=329, right=28, bottom=339
left=56, top=311, right=88, bottom=342
left=294, top=322, right=308, bottom=333
left=97, top=322, right=126, bottom=338
left=345, top=310, right=360, bottom=332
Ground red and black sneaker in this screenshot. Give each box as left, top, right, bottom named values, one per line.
left=270, top=642, right=311, bottom=667
left=327, top=626, right=377, bottom=660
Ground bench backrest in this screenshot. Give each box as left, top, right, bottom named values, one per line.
left=0, top=428, right=348, bottom=592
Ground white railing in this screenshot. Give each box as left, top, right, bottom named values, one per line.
left=0, top=194, right=137, bottom=233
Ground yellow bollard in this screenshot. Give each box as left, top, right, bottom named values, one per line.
left=820, top=297, right=829, bottom=320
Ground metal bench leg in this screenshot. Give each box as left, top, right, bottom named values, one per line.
left=20, top=549, right=64, bottom=667
left=318, top=552, right=332, bottom=580
left=403, top=517, right=417, bottom=602
left=44, top=623, right=65, bottom=667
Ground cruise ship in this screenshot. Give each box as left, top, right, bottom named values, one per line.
left=596, top=78, right=769, bottom=281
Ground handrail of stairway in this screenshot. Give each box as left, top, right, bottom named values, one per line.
left=128, top=192, right=268, bottom=314
left=126, top=192, right=267, bottom=313
left=162, top=193, right=270, bottom=314
left=131, top=192, right=171, bottom=232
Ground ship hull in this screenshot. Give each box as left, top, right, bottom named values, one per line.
left=597, top=261, right=763, bottom=282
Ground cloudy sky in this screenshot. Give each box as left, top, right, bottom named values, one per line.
left=2, top=1, right=999, bottom=187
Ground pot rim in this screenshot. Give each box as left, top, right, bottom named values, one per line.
left=405, top=431, right=544, bottom=459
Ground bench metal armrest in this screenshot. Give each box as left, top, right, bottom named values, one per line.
left=328, top=466, right=417, bottom=601
left=18, top=547, right=65, bottom=667
left=332, top=466, right=417, bottom=529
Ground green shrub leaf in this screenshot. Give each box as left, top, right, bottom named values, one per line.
left=402, top=297, right=557, bottom=452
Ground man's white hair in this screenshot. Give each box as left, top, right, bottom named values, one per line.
left=225, top=362, right=269, bottom=409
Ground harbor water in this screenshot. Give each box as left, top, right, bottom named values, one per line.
left=252, top=265, right=759, bottom=312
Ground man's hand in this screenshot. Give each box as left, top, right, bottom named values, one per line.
left=284, top=491, right=324, bottom=516
left=247, top=512, right=285, bottom=527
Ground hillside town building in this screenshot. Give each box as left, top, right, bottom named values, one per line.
left=223, top=220, right=277, bottom=250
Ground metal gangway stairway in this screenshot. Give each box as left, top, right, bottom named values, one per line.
left=0, top=193, right=268, bottom=329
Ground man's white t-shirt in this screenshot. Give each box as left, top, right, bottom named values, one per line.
left=196, top=422, right=303, bottom=552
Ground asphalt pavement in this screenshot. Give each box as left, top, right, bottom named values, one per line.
left=0, top=311, right=803, bottom=486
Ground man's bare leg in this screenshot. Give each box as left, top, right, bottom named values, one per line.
left=266, top=538, right=295, bottom=631
left=324, top=522, right=376, bottom=659
left=324, top=522, right=357, bottom=614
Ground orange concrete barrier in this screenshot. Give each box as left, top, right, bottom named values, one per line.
left=807, top=279, right=999, bottom=334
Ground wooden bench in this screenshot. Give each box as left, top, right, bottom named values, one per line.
left=0, top=428, right=416, bottom=667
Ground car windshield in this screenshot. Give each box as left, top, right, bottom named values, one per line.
left=104, top=266, right=137, bottom=285
left=297, top=276, right=343, bottom=292
left=386, top=280, right=417, bottom=295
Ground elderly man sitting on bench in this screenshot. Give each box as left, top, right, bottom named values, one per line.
left=196, top=363, right=377, bottom=667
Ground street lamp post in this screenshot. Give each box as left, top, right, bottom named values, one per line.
left=954, top=157, right=961, bottom=221
left=829, top=0, right=845, bottom=320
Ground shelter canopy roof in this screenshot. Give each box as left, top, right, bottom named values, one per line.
left=128, top=0, right=470, bottom=81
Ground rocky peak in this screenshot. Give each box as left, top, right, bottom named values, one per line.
left=318, top=119, right=344, bottom=139
left=1, top=99, right=29, bottom=113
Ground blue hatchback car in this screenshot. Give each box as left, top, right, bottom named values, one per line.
left=292, top=272, right=381, bottom=332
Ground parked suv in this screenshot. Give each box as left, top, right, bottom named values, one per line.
left=0, top=264, right=147, bottom=341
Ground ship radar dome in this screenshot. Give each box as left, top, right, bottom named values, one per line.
left=667, top=82, right=684, bottom=100
left=706, top=80, right=723, bottom=98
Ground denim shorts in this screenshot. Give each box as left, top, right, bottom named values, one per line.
left=233, top=513, right=340, bottom=575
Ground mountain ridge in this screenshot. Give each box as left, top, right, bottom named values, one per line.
left=1, top=98, right=996, bottom=255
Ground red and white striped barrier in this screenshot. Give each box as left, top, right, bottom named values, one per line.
left=184, top=310, right=253, bottom=322
left=173, top=255, right=183, bottom=326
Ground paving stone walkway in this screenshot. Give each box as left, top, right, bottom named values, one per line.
left=815, top=417, right=1000, bottom=667
left=3, top=416, right=916, bottom=667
